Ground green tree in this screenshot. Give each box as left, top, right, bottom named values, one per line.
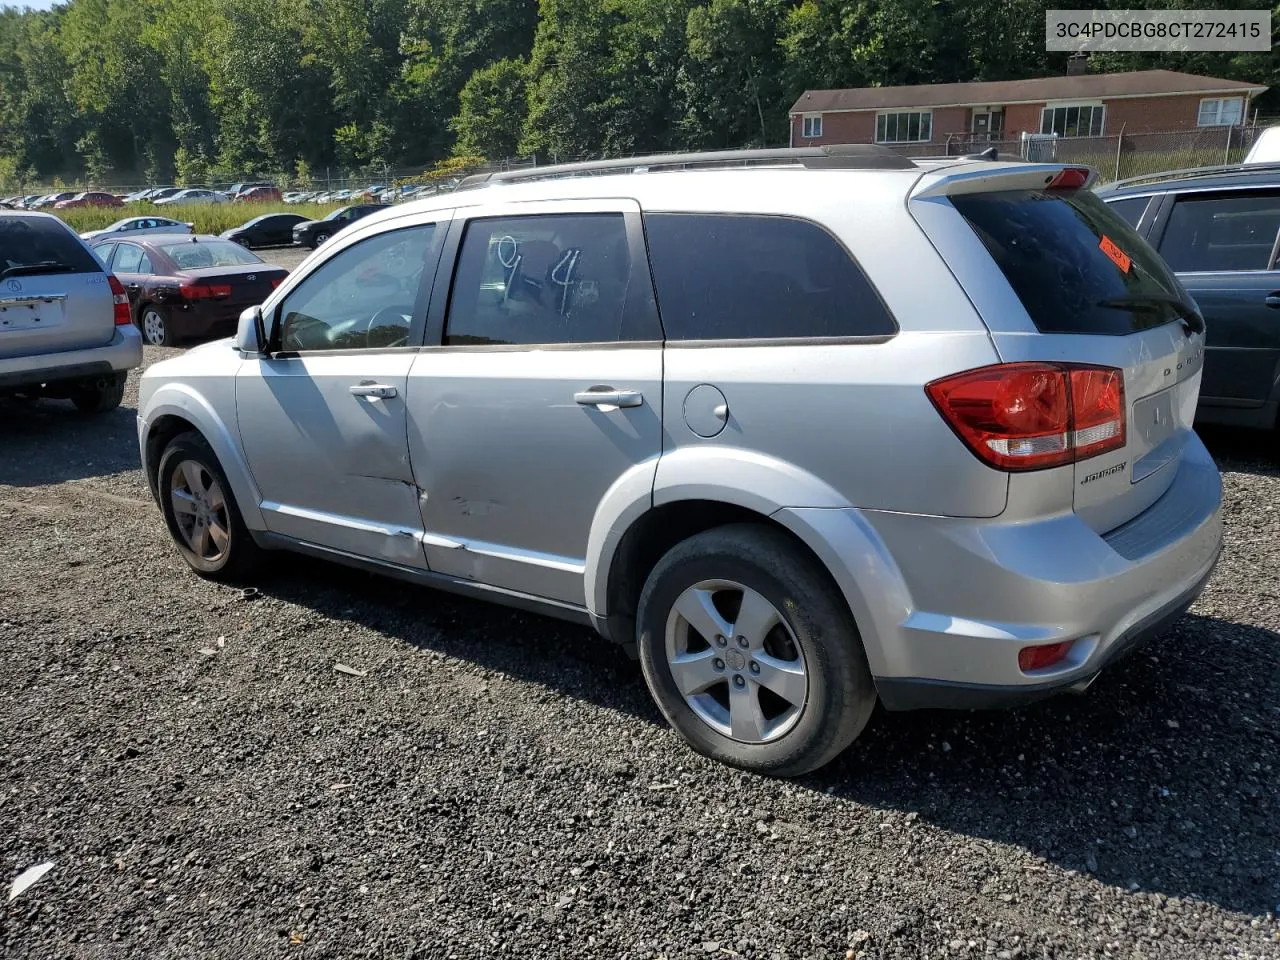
left=453, top=57, right=531, bottom=159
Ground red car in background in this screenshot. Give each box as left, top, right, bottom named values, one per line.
left=234, top=186, right=283, bottom=203
left=54, top=192, right=124, bottom=209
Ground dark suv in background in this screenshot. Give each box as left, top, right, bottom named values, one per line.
left=1097, top=162, right=1280, bottom=434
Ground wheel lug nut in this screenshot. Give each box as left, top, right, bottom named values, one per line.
left=713, top=658, right=725, bottom=671
left=733, top=675, right=745, bottom=688
left=736, top=636, right=749, bottom=649
left=749, top=661, right=760, bottom=674
left=715, top=635, right=728, bottom=647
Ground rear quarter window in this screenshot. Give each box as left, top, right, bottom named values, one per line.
left=0, top=216, right=102, bottom=276
left=643, top=213, right=897, bottom=341
left=951, top=188, right=1190, bottom=336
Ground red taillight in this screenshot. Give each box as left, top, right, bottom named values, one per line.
left=107, top=274, right=131, bottom=326
left=1047, top=167, right=1090, bottom=190
left=926, top=362, right=1125, bottom=472
left=1018, top=640, right=1074, bottom=672
left=179, top=283, right=233, bottom=300
left=270, top=277, right=284, bottom=289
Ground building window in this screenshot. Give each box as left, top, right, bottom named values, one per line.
left=875, top=111, right=932, bottom=143
left=801, top=115, right=822, bottom=138
left=1040, top=103, right=1104, bottom=138
left=1198, top=97, right=1244, bottom=127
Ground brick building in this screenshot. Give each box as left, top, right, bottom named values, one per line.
left=788, top=70, right=1267, bottom=151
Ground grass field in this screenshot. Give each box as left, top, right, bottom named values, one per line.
left=50, top=201, right=347, bottom=235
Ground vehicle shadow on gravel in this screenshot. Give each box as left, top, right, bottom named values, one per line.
left=812, top=612, right=1280, bottom=917
left=1198, top=425, right=1280, bottom=476
left=254, top=555, right=661, bottom=722
left=0, top=398, right=141, bottom=486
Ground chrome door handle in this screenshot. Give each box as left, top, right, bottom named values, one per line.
left=574, top=388, right=643, bottom=408
left=350, top=383, right=398, bottom=399
left=1264, top=295, right=1280, bottom=308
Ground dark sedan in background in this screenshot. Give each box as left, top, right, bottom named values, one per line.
left=292, top=203, right=387, bottom=249
left=89, top=234, right=287, bottom=346
left=221, top=212, right=308, bottom=249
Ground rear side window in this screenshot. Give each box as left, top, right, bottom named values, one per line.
left=1104, top=196, right=1150, bottom=229
left=1157, top=191, right=1280, bottom=272
left=951, top=188, right=1191, bottom=335
left=0, top=216, right=101, bottom=277
left=644, top=213, right=895, bottom=340
left=445, top=213, right=656, bottom=345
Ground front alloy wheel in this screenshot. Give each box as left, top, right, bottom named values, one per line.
left=170, top=459, right=231, bottom=564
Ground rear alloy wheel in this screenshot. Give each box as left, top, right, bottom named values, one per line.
left=70, top=372, right=127, bottom=413
left=140, top=306, right=172, bottom=347
left=158, top=431, right=261, bottom=581
left=637, top=524, right=877, bottom=777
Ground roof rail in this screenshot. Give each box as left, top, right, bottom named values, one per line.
left=1105, top=158, right=1280, bottom=190
left=456, top=145, right=916, bottom=190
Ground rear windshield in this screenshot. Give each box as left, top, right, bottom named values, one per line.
left=159, top=239, right=262, bottom=268
left=0, top=216, right=101, bottom=277
left=951, top=188, right=1194, bottom=335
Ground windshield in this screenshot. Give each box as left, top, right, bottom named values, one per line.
left=323, top=207, right=351, bottom=222
left=951, top=187, right=1196, bottom=335
left=159, top=239, right=262, bottom=268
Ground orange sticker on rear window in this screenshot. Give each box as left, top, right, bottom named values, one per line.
left=1099, top=235, right=1132, bottom=273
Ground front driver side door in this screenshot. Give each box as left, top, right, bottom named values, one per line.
left=236, top=216, right=447, bottom=567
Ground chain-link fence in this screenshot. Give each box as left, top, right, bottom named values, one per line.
left=876, top=123, right=1270, bottom=183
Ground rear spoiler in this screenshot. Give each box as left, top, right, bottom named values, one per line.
left=910, top=163, right=1097, bottom=200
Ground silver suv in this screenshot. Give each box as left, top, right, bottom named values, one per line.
left=137, top=147, right=1224, bottom=776
left=1, top=211, right=143, bottom=411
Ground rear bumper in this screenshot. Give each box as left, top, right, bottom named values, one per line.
left=779, top=434, right=1223, bottom=711
left=0, top=325, right=143, bottom=390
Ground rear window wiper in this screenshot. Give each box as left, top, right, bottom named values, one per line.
left=0, top=261, right=79, bottom=281
left=1097, top=293, right=1205, bottom=334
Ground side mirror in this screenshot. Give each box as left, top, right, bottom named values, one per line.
left=234, top=305, right=266, bottom=354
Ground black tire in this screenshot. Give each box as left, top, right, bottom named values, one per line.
left=313, top=232, right=330, bottom=247
left=157, top=431, right=262, bottom=582
left=70, top=372, right=126, bottom=413
left=636, top=523, right=876, bottom=777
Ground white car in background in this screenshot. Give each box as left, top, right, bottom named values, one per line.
left=154, top=189, right=227, bottom=206
left=1242, top=125, right=1280, bottom=165
left=79, top=216, right=195, bottom=242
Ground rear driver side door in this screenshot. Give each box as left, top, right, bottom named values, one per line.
left=406, top=199, right=664, bottom=605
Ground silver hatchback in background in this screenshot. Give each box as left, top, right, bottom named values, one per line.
left=1, top=211, right=142, bottom=412
left=136, top=147, right=1222, bottom=776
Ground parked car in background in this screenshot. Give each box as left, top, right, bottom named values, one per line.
left=1243, top=126, right=1280, bottom=165
left=30, top=192, right=77, bottom=209
left=54, top=191, right=124, bottom=209
left=145, top=187, right=184, bottom=204
left=226, top=181, right=274, bottom=201
left=291, top=204, right=387, bottom=249
left=234, top=186, right=283, bottom=204
left=1097, top=161, right=1280, bottom=433
left=155, top=189, right=227, bottom=207
left=80, top=216, right=195, bottom=243
left=220, top=213, right=308, bottom=249
left=0, top=210, right=142, bottom=411
left=88, top=234, right=287, bottom=346
left=136, top=148, right=1222, bottom=777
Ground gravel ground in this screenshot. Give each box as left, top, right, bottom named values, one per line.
left=1, top=282, right=1279, bottom=958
